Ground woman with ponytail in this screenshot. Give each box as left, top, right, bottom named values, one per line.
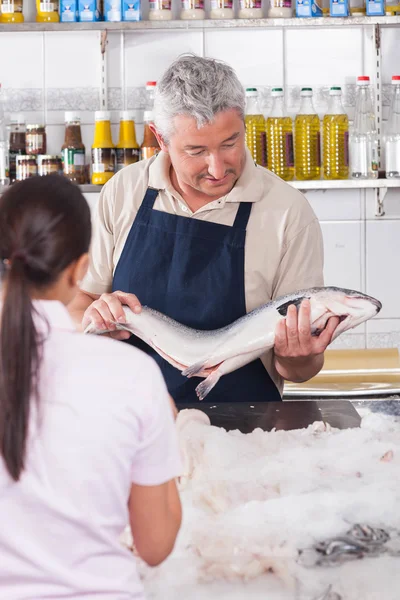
left=0, top=175, right=181, bottom=599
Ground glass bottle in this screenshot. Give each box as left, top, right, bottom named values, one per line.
left=294, top=87, right=321, bottom=181
left=349, top=76, right=378, bottom=180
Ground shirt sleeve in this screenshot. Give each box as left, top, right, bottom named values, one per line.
left=131, top=361, right=182, bottom=486
left=80, top=181, right=115, bottom=296
left=272, top=215, right=324, bottom=300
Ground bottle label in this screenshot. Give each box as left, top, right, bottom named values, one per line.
left=316, top=131, right=321, bottom=167
left=26, top=132, right=46, bottom=155
left=116, top=148, right=140, bottom=171
left=9, top=150, right=23, bottom=181
left=211, top=0, right=232, bottom=8
left=344, top=131, right=349, bottom=167
left=239, top=0, right=261, bottom=8
left=91, top=148, right=116, bottom=174
left=1, top=0, right=22, bottom=12
left=285, top=132, right=294, bottom=167
left=40, top=1, right=56, bottom=11
left=182, top=0, right=204, bottom=9
left=150, top=0, right=171, bottom=8
left=62, top=148, right=85, bottom=173
left=260, top=131, right=267, bottom=168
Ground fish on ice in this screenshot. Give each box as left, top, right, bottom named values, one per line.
left=84, top=286, right=382, bottom=400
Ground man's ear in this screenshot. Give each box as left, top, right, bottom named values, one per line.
left=149, top=124, right=168, bottom=153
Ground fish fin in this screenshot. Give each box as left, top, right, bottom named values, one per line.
left=182, top=360, right=209, bottom=378
left=195, top=371, right=222, bottom=401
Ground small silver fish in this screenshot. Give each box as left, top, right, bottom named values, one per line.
left=85, top=286, right=381, bottom=400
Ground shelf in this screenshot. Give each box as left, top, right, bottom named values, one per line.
left=79, top=179, right=400, bottom=194
left=1, top=15, right=400, bottom=32
left=290, top=178, right=400, bottom=190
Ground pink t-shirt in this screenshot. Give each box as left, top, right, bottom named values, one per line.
left=0, top=300, right=182, bottom=600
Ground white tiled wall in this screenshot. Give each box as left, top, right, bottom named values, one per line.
left=1, top=23, right=399, bottom=352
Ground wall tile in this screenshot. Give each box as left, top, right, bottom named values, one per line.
left=366, top=220, right=400, bottom=319
left=330, top=332, right=366, bottom=350
left=0, top=33, right=43, bottom=89
left=381, top=29, right=400, bottom=86
left=320, top=221, right=363, bottom=291
left=305, top=189, right=362, bottom=222
left=44, top=32, right=101, bottom=89
left=124, top=32, right=203, bottom=88
left=365, top=188, right=400, bottom=221
left=205, top=29, right=283, bottom=88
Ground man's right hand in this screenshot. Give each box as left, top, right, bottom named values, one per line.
left=82, top=290, right=142, bottom=341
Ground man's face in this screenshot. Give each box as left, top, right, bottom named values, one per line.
left=158, top=109, right=246, bottom=199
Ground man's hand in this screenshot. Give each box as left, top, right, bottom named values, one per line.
left=82, top=290, right=142, bottom=341
left=274, top=299, right=339, bottom=383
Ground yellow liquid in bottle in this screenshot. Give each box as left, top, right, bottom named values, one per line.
left=92, top=119, right=115, bottom=185
left=0, top=10, right=24, bottom=22
left=245, top=114, right=267, bottom=167
left=117, top=120, right=138, bottom=149
left=323, top=113, right=349, bottom=180
left=294, top=114, right=321, bottom=180
left=266, top=116, right=295, bottom=181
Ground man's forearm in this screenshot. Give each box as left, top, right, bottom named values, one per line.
left=274, top=352, right=324, bottom=383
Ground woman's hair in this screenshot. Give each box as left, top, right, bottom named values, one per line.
left=0, top=175, right=92, bottom=481
left=153, top=54, right=246, bottom=142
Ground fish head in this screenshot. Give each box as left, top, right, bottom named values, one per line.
left=276, top=287, right=381, bottom=340
left=308, top=287, right=381, bottom=340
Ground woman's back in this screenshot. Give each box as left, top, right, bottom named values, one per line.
left=0, top=176, right=181, bottom=599
left=0, top=300, right=180, bottom=599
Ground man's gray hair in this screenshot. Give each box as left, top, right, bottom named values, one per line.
left=153, top=54, right=246, bottom=141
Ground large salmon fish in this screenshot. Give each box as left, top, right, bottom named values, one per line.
left=84, top=287, right=382, bottom=400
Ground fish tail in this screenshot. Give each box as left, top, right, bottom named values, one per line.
left=195, top=371, right=221, bottom=401
left=182, top=360, right=208, bottom=378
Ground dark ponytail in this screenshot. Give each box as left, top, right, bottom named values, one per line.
left=0, top=175, right=91, bottom=481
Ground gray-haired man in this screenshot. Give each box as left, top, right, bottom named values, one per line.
left=70, top=54, right=338, bottom=404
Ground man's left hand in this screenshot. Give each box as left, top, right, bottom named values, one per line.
left=274, top=299, right=340, bottom=383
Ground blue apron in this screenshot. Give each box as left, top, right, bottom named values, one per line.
left=112, top=187, right=281, bottom=404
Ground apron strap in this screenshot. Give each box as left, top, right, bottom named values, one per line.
left=142, top=187, right=159, bottom=209
left=233, top=202, right=252, bottom=230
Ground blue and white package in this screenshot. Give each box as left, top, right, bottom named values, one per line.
left=366, top=0, right=384, bottom=15
left=122, top=0, right=140, bottom=20
left=60, top=0, right=78, bottom=21
left=104, top=0, right=122, bottom=20
left=329, top=0, right=349, bottom=16
left=295, top=0, right=323, bottom=17
left=78, top=0, right=101, bottom=21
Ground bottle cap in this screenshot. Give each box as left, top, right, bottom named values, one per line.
left=300, top=87, right=313, bottom=96
left=120, top=110, right=134, bottom=121
left=245, top=87, right=258, bottom=96
left=146, top=81, right=157, bottom=88
left=271, top=87, right=283, bottom=96
left=329, top=86, right=342, bottom=95
left=65, top=111, right=81, bottom=122
left=357, top=76, right=370, bottom=85
left=392, top=75, right=400, bottom=83
left=144, top=110, right=154, bottom=123
left=95, top=110, right=111, bottom=121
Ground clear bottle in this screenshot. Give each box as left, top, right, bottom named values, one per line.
left=323, top=86, right=349, bottom=180
left=245, top=88, right=267, bottom=167
left=180, top=0, right=205, bottom=19
left=268, top=0, right=292, bottom=17
left=0, top=0, right=24, bottom=22
left=116, top=111, right=140, bottom=171
left=349, top=76, right=378, bottom=180
left=0, top=85, right=9, bottom=191
left=149, top=0, right=172, bottom=19
left=9, top=113, right=26, bottom=184
left=294, top=87, right=321, bottom=181
left=266, top=87, right=294, bottom=181
left=91, top=111, right=116, bottom=186
left=210, top=0, right=234, bottom=18
left=385, top=75, right=400, bottom=179
left=238, top=0, right=262, bottom=17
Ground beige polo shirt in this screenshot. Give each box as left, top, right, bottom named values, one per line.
left=81, top=148, right=324, bottom=396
